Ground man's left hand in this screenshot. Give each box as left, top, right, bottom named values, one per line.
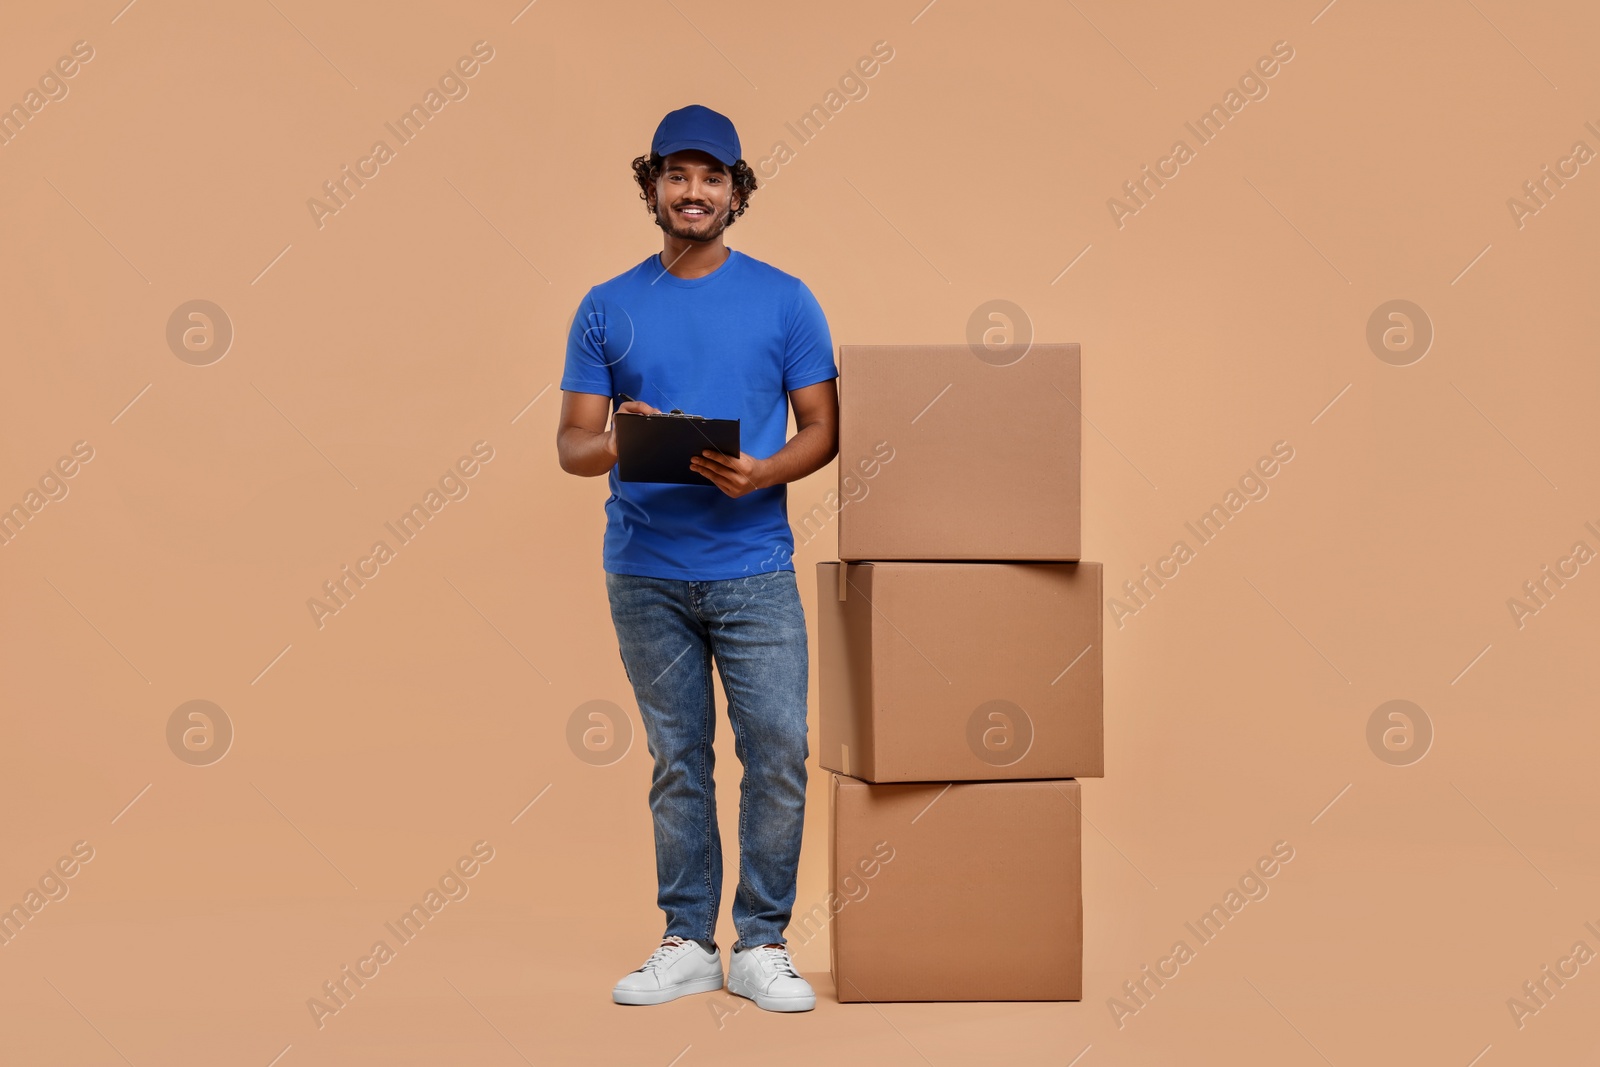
left=691, top=450, right=768, bottom=498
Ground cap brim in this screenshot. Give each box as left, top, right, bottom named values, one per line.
left=656, top=139, right=738, bottom=166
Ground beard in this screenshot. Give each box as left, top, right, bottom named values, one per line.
left=655, top=199, right=732, bottom=242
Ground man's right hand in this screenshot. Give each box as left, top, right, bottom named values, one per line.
left=605, top=399, right=661, bottom=462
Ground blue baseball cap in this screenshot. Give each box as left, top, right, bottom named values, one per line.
left=651, top=104, right=742, bottom=167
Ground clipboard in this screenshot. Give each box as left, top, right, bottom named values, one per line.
left=614, top=410, right=741, bottom=486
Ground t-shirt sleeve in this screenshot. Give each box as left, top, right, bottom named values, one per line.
left=782, top=279, right=838, bottom=392
left=560, top=289, right=615, bottom=397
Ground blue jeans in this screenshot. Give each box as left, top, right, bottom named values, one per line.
left=605, top=568, right=810, bottom=952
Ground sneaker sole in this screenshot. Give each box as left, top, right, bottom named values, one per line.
left=612, top=973, right=724, bottom=1006
left=727, top=975, right=816, bottom=1012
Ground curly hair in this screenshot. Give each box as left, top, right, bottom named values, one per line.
left=631, top=151, right=758, bottom=229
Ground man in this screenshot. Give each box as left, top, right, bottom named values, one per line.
left=555, top=104, right=838, bottom=1013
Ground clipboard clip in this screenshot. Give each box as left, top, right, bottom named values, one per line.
left=617, top=394, right=703, bottom=420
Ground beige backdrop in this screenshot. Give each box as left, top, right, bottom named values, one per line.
left=3, top=0, right=1597, bottom=1064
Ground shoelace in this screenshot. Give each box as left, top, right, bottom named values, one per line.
left=748, top=944, right=799, bottom=978
left=637, top=936, right=694, bottom=973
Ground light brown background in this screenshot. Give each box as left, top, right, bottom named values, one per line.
left=3, top=0, right=1597, bottom=1064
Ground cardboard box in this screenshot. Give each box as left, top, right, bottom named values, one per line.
left=817, top=561, right=1103, bottom=781
left=836, top=342, right=1081, bottom=561
left=828, top=773, right=1083, bottom=1001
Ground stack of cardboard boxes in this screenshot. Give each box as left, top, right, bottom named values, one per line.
left=818, top=343, right=1100, bottom=1002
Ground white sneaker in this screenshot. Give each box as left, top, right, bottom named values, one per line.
left=612, top=936, right=724, bottom=1005
left=727, top=942, right=815, bottom=1012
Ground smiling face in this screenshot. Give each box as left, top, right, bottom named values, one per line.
left=649, top=149, right=739, bottom=242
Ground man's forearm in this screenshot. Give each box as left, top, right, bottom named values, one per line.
left=558, top=427, right=617, bottom=477
left=759, top=422, right=837, bottom=488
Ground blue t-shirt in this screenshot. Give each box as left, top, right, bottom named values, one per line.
left=560, top=248, right=838, bottom=581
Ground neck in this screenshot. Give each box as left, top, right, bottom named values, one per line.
left=659, top=239, right=729, bottom=280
